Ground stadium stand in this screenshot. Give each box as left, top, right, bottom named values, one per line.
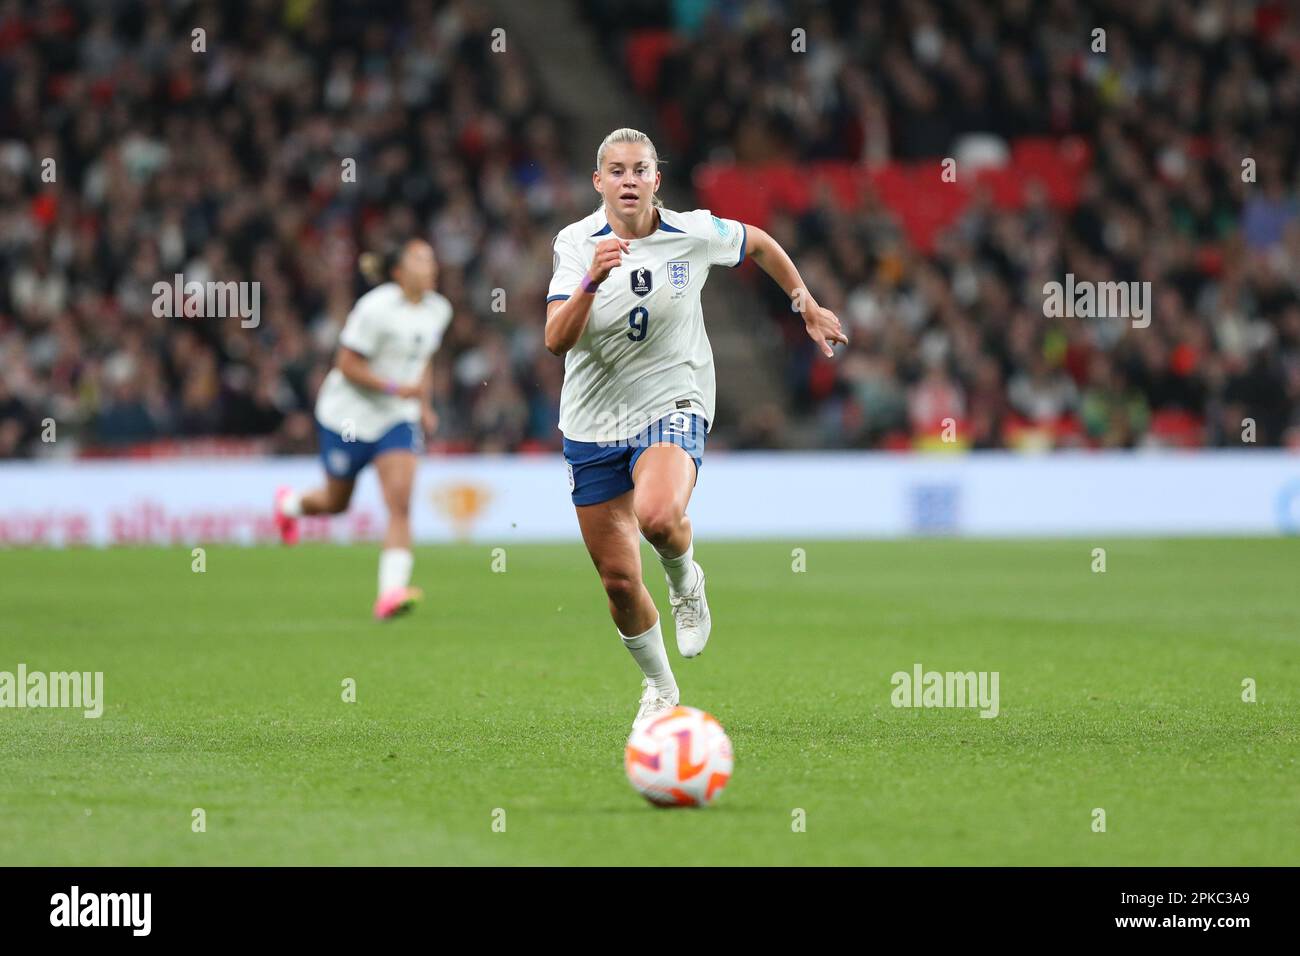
left=582, top=0, right=1300, bottom=449
left=2, top=0, right=1297, bottom=459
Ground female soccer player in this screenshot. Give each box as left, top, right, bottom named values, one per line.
left=275, top=238, right=452, bottom=620
left=545, top=128, right=847, bottom=724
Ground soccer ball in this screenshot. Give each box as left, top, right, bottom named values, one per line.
left=624, top=706, right=733, bottom=807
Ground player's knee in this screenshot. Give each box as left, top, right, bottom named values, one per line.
left=636, top=504, right=682, bottom=546
left=325, top=490, right=352, bottom=514
left=599, top=567, right=640, bottom=603
left=386, top=494, right=412, bottom=520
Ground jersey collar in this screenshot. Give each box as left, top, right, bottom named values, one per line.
left=591, top=209, right=685, bottom=237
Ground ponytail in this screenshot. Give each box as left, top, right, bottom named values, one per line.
left=358, top=242, right=409, bottom=287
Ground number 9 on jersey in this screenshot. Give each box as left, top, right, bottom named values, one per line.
left=627, top=306, right=649, bottom=342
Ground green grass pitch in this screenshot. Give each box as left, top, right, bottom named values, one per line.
left=1, top=538, right=1296, bottom=866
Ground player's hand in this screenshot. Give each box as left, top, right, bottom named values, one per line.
left=587, top=238, right=630, bottom=284
left=395, top=383, right=424, bottom=400
left=421, top=405, right=439, bottom=441
left=804, top=304, right=848, bottom=358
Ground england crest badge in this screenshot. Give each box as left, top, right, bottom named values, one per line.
left=667, top=259, right=689, bottom=290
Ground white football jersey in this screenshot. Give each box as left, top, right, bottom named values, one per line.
left=315, top=282, right=452, bottom=441
left=547, top=206, right=747, bottom=442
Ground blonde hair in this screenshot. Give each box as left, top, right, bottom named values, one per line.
left=595, top=128, right=664, bottom=208
left=358, top=238, right=422, bottom=287
left=357, top=251, right=389, bottom=286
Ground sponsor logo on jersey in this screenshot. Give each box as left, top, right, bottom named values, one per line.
left=675, top=399, right=692, bottom=410
left=711, top=215, right=731, bottom=239
left=667, top=259, right=689, bottom=290
left=630, top=266, right=652, bottom=297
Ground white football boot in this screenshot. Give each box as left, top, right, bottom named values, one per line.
left=669, top=561, right=711, bottom=658
left=634, top=678, right=680, bottom=727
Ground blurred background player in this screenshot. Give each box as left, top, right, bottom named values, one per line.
left=275, top=239, right=451, bottom=619
left=545, top=128, right=846, bottom=724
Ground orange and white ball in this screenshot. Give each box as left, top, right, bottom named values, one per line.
left=625, top=706, right=733, bottom=807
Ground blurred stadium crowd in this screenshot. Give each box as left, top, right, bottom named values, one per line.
left=1, top=0, right=583, bottom=458
left=2, top=0, right=1298, bottom=458
left=588, top=0, right=1300, bottom=449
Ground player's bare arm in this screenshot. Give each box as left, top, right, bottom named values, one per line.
left=544, top=236, right=630, bottom=355
left=336, top=346, right=423, bottom=399
left=744, top=225, right=849, bottom=359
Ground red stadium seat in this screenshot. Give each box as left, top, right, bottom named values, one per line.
left=1149, top=410, right=1206, bottom=448
left=623, top=29, right=677, bottom=98
left=695, top=136, right=1091, bottom=250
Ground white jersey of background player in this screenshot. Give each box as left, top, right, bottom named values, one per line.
left=545, top=128, right=847, bottom=727
left=315, top=283, right=449, bottom=443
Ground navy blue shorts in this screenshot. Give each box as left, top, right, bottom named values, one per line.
left=563, top=411, right=707, bottom=506
left=317, top=419, right=422, bottom=480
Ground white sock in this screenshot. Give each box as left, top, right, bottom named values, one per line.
left=378, top=548, right=413, bottom=595
left=280, top=490, right=303, bottom=517
left=620, top=617, right=676, bottom=694
left=656, top=538, right=699, bottom=595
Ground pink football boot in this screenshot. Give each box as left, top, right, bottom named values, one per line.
left=373, top=586, right=423, bottom=621
left=273, top=486, right=300, bottom=545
